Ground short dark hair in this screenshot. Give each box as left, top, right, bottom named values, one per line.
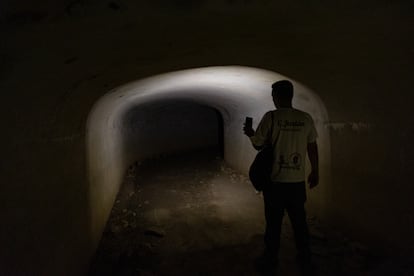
left=271, top=80, right=293, bottom=99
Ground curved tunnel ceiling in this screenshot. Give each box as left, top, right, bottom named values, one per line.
left=86, top=65, right=330, bottom=248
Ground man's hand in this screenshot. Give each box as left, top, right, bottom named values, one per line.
left=243, top=124, right=255, bottom=137
left=308, top=170, right=319, bottom=189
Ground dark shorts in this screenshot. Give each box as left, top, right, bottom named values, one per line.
left=263, top=181, right=306, bottom=203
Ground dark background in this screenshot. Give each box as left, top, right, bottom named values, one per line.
left=1, top=0, right=413, bottom=275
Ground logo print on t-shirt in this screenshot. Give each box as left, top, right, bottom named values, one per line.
left=278, top=120, right=305, bottom=132
left=279, top=153, right=302, bottom=170
left=290, top=153, right=302, bottom=169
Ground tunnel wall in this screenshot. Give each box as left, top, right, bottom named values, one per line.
left=1, top=1, right=414, bottom=275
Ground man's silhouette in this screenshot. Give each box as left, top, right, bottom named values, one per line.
left=243, top=80, right=319, bottom=275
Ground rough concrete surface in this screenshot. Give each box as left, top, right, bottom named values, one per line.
left=89, top=149, right=414, bottom=276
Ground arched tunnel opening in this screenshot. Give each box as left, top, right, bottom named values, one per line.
left=86, top=66, right=339, bottom=275
left=85, top=66, right=414, bottom=275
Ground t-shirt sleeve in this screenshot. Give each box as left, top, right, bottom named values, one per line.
left=250, top=111, right=272, bottom=148
left=307, top=114, right=318, bottom=143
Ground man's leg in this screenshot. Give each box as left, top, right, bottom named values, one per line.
left=287, top=204, right=311, bottom=261
left=285, top=183, right=311, bottom=264
left=254, top=186, right=284, bottom=274
left=263, top=186, right=285, bottom=263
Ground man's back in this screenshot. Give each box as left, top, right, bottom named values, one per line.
left=250, top=108, right=317, bottom=183
left=270, top=108, right=317, bottom=183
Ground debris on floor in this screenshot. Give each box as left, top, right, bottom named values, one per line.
left=89, top=148, right=414, bottom=276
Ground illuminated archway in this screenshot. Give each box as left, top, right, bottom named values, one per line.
left=86, top=66, right=330, bottom=248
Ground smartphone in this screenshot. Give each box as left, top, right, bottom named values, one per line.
left=245, top=117, right=253, bottom=129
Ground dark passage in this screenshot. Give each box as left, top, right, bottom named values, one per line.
left=121, top=101, right=225, bottom=160
left=89, top=149, right=413, bottom=276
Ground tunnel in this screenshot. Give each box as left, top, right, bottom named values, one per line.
left=86, top=66, right=331, bottom=268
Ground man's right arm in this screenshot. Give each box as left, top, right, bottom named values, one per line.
left=243, top=112, right=271, bottom=151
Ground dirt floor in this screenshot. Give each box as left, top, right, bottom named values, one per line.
left=89, top=149, right=414, bottom=276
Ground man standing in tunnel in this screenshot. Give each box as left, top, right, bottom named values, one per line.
left=243, top=80, right=319, bottom=275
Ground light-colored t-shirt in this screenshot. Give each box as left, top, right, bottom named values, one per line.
left=250, top=108, right=317, bottom=183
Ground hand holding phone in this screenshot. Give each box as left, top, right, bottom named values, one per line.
left=243, top=117, right=254, bottom=137
left=245, top=117, right=252, bottom=129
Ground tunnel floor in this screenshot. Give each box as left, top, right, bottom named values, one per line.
left=89, top=148, right=413, bottom=276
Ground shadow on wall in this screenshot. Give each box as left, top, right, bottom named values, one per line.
left=85, top=65, right=331, bottom=263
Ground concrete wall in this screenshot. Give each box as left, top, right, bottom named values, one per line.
left=1, top=1, right=413, bottom=275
